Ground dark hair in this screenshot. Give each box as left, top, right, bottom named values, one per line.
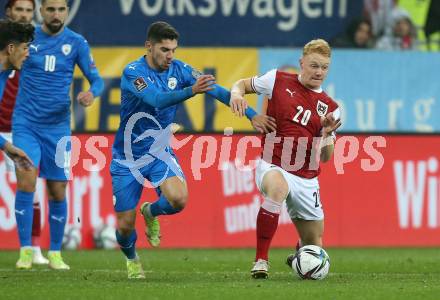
left=147, top=21, right=179, bottom=43
left=0, top=19, right=34, bottom=50
left=347, top=18, right=372, bottom=39
left=5, top=0, right=36, bottom=9
left=41, top=0, right=67, bottom=6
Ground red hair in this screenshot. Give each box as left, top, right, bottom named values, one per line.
left=5, top=0, right=36, bottom=9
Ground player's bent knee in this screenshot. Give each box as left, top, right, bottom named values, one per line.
left=261, top=172, right=289, bottom=201
left=116, top=212, right=136, bottom=235
left=46, top=182, right=68, bottom=200
left=16, top=176, right=37, bottom=192
left=117, top=218, right=136, bottom=236
left=167, top=192, right=188, bottom=211
left=17, top=182, right=37, bottom=193
left=264, top=183, right=288, bottom=202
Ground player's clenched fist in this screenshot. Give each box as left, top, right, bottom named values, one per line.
left=191, top=74, right=216, bottom=94
left=251, top=115, right=277, bottom=134
left=77, top=91, right=95, bottom=107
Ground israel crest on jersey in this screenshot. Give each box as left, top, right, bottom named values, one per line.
left=62, top=44, right=72, bottom=56
left=316, top=100, right=328, bottom=117
left=168, top=77, right=177, bottom=90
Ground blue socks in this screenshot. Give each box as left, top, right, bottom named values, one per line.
left=149, top=194, right=181, bottom=217
left=48, top=199, right=67, bottom=251
left=15, top=191, right=34, bottom=247
left=116, top=229, right=137, bottom=259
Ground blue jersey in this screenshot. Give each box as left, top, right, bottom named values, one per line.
left=14, top=26, right=104, bottom=126
left=112, top=56, right=258, bottom=163
left=0, top=69, right=12, bottom=100
left=113, top=57, right=200, bottom=161
left=0, top=70, right=12, bottom=148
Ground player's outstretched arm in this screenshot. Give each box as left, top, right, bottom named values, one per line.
left=1, top=141, right=33, bottom=170
left=149, top=74, right=215, bottom=108
left=204, top=83, right=276, bottom=133
left=123, top=67, right=216, bottom=109
left=204, top=80, right=257, bottom=119
left=230, top=78, right=254, bottom=118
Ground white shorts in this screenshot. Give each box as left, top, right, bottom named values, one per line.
left=255, top=159, right=324, bottom=221
left=0, top=132, right=15, bottom=173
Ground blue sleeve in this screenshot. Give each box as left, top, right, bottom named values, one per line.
left=76, top=39, right=104, bottom=97
left=121, top=67, right=194, bottom=109
left=0, top=135, right=6, bottom=149
left=180, top=63, right=257, bottom=120
left=206, top=85, right=257, bottom=120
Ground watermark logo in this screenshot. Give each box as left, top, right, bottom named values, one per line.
left=114, top=112, right=182, bottom=187
left=54, top=112, right=387, bottom=188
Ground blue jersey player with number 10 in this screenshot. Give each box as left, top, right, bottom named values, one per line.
left=110, top=21, right=277, bottom=279
left=12, top=0, right=104, bottom=270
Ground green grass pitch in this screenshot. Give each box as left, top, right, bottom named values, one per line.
left=1, top=248, right=439, bottom=299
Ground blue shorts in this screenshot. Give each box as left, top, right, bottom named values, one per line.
left=13, top=122, right=71, bottom=181
left=110, top=151, right=184, bottom=212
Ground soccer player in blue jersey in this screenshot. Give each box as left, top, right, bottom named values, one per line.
left=111, top=21, right=276, bottom=279
left=12, top=0, right=104, bottom=270
left=0, top=19, right=33, bottom=168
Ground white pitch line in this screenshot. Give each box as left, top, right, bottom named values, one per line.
left=0, top=269, right=431, bottom=276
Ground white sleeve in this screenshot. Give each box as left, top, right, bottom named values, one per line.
left=251, top=69, right=276, bottom=99
left=332, top=107, right=341, bottom=120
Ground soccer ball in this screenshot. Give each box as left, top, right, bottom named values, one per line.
left=289, top=245, right=330, bottom=280
left=62, top=225, right=82, bottom=250
left=93, top=224, right=118, bottom=250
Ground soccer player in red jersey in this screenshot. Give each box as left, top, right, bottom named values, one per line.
left=1, top=0, right=48, bottom=264
left=0, top=20, right=33, bottom=167
left=230, top=39, right=341, bottom=279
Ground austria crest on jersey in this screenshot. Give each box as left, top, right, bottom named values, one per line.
left=62, top=44, right=72, bottom=56
left=316, top=100, right=328, bottom=117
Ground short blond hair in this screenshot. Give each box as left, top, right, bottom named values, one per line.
left=303, top=39, right=331, bottom=58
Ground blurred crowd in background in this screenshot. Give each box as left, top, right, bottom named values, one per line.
left=332, top=0, right=440, bottom=50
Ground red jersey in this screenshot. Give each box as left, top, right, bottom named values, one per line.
left=0, top=70, right=19, bottom=132
left=252, top=70, right=339, bottom=179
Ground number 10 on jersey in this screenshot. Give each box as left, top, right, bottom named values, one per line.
left=45, top=55, right=56, bottom=72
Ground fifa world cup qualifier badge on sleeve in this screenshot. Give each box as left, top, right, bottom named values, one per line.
left=134, top=77, right=147, bottom=91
